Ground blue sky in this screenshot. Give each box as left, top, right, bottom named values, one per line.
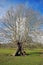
left=0, top=0, right=43, bottom=17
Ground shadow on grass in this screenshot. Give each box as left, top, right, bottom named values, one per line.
left=26, top=52, right=43, bottom=56
left=11, top=52, right=43, bottom=56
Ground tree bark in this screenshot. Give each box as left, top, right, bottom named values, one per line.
left=15, top=41, right=26, bottom=56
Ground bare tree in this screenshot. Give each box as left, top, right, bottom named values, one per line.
left=1, top=5, right=41, bottom=56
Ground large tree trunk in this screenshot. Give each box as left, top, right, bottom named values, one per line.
left=15, top=41, right=26, bottom=56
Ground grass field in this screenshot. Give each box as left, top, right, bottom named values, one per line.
left=0, top=48, right=43, bottom=65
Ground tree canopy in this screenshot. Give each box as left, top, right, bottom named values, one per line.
left=0, top=5, right=42, bottom=43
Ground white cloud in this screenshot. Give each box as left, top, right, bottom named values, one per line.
left=29, top=30, right=43, bottom=44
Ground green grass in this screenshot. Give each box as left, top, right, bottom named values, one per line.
left=0, top=48, right=43, bottom=65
